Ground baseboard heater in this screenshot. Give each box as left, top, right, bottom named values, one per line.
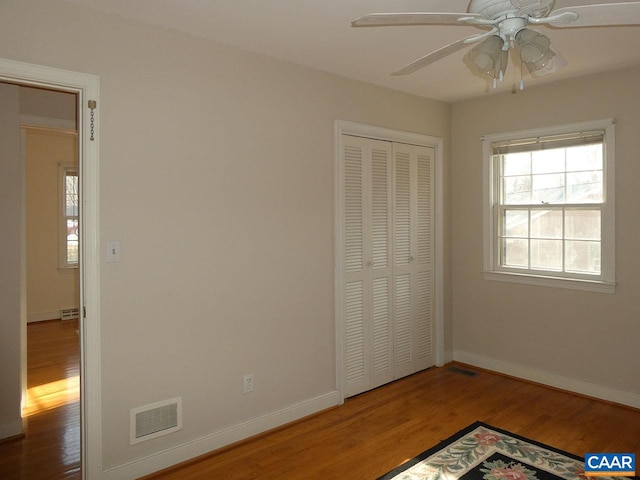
left=60, top=308, right=79, bottom=320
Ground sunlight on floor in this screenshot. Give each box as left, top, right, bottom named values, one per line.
left=23, top=375, right=80, bottom=416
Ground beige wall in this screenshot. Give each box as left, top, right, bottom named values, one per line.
left=452, top=66, right=640, bottom=396
left=0, top=0, right=451, bottom=472
left=25, top=128, right=79, bottom=321
left=0, top=83, right=23, bottom=439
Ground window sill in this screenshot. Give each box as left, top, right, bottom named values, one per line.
left=483, top=271, right=616, bottom=294
left=58, top=266, right=79, bottom=273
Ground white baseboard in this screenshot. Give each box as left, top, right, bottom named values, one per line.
left=0, top=418, right=23, bottom=440
left=102, top=390, right=340, bottom=480
left=454, top=350, right=640, bottom=409
left=27, top=311, right=60, bottom=323
left=443, top=350, right=454, bottom=364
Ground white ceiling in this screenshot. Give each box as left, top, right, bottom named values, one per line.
left=66, top=0, right=640, bottom=102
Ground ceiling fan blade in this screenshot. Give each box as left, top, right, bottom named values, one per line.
left=511, top=0, right=556, bottom=17
left=351, top=12, right=481, bottom=27
left=549, top=2, right=640, bottom=27
left=391, top=35, right=484, bottom=76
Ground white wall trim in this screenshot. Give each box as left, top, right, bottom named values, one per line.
left=27, top=311, right=61, bottom=323
left=454, top=350, right=640, bottom=409
left=0, top=418, right=23, bottom=440
left=0, top=57, right=102, bottom=480
left=102, top=390, right=340, bottom=480
left=443, top=350, right=454, bottom=364
left=334, top=120, right=445, bottom=403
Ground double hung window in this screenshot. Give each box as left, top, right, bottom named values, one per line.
left=483, top=120, right=615, bottom=293
left=59, top=164, right=79, bottom=268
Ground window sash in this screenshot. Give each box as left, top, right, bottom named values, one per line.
left=494, top=204, right=603, bottom=280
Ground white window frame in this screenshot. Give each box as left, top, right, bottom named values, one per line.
left=483, top=119, right=616, bottom=294
left=59, top=162, right=79, bottom=269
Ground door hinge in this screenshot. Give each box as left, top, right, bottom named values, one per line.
left=83, top=306, right=87, bottom=319
left=88, top=100, right=97, bottom=141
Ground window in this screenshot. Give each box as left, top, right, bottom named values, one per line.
left=483, top=120, right=615, bottom=293
left=59, top=164, right=79, bottom=268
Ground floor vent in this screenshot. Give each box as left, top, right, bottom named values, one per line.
left=60, top=308, right=79, bottom=320
left=130, top=397, right=182, bottom=444
left=448, top=366, right=479, bottom=377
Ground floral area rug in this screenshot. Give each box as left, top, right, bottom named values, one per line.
left=377, top=421, right=636, bottom=480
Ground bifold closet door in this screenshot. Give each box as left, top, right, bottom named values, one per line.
left=341, top=135, right=435, bottom=398
left=392, top=143, right=435, bottom=379
left=341, top=135, right=394, bottom=398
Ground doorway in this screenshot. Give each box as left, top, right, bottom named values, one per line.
left=23, top=85, right=80, bottom=478
left=0, top=58, right=101, bottom=479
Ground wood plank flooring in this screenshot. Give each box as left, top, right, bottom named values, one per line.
left=0, top=319, right=80, bottom=480
left=2, top=323, right=639, bottom=480
left=144, top=365, right=640, bottom=480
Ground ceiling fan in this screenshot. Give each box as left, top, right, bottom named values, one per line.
left=352, top=0, right=640, bottom=89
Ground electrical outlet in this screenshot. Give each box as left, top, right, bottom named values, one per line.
left=243, top=374, right=254, bottom=394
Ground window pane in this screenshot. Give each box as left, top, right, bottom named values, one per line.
left=565, top=210, right=600, bottom=240
left=503, top=176, right=531, bottom=204
left=566, top=144, right=602, bottom=172
left=531, top=239, right=562, bottom=271
left=567, top=171, right=603, bottom=203
left=532, top=173, right=564, bottom=203
left=503, top=152, right=531, bottom=176
left=66, top=173, right=79, bottom=216
left=504, top=210, right=528, bottom=237
left=67, top=218, right=79, bottom=264
left=532, top=148, right=565, bottom=174
left=566, top=240, right=600, bottom=274
left=531, top=210, right=562, bottom=239
left=503, top=239, right=528, bottom=268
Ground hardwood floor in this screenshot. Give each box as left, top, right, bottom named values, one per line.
left=2, top=326, right=639, bottom=480
left=0, top=319, right=80, bottom=480
left=144, top=365, right=640, bottom=480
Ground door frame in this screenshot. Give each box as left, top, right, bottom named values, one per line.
left=0, top=57, right=102, bottom=479
left=334, top=120, right=444, bottom=403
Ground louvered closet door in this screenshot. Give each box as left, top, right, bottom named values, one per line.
left=392, top=143, right=435, bottom=379
left=342, top=135, right=394, bottom=398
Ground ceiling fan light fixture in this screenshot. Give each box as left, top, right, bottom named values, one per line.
left=468, top=35, right=505, bottom=76
left=530, top=44, right=567, bottom=77
left=353, top=0, right=640, bottom=90
left=515, top=28, right=555, bottom=73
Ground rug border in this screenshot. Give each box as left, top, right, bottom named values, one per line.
left=376, top=421, right=585, bottom=480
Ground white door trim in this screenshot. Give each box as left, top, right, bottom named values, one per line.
left=334, top=120, right=444, bottom=403
left=0, top=57, right=102, bottom=480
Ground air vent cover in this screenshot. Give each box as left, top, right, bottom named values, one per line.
left=60, top=308, right=79, bottom=320
left=130, top=397, right=182, bottom=444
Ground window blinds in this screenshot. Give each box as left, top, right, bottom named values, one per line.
left=492, top=130, right=604, bottom=155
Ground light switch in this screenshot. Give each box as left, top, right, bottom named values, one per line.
left=106, top=240, right=121, bottom=263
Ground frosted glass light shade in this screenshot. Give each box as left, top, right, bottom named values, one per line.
left=516, top=29, right=555, bottom=74
left=468, top=35, right=505, bottom=76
